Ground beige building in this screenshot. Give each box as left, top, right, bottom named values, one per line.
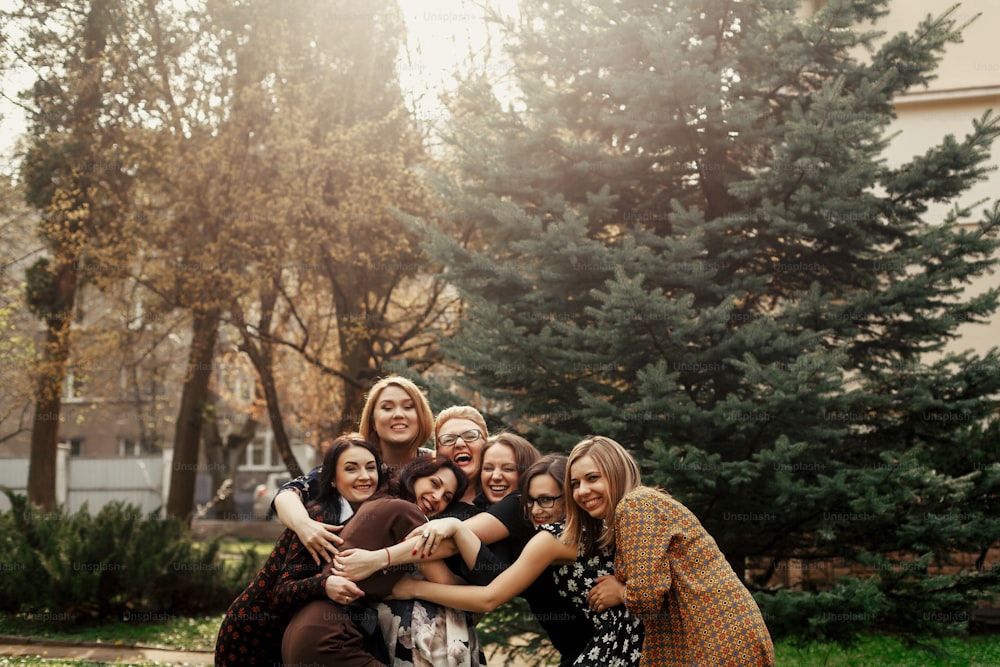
left=880, top=0, right=1000, bottom=359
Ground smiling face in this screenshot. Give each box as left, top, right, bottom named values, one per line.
left=526, top=473, right=566, bottom=527
left=435, top=418, right=484, bottom=483
left=480, top=443, right=519, bottom=504
left=372, top=385, right=419, bottom=449
left=334, top=445, right=378, bottom=506
left=569, top=454, right=612, bottom=521
left=411, top=467, right=459, bottom=517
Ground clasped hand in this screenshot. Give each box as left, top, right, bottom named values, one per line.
left=587, top=574, right=625, bottom=613
left=332, top=517, right=463, bottom=580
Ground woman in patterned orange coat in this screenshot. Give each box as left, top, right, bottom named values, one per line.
left=563, top=436, right=775, bottom=667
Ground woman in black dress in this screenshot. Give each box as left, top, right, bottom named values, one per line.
left=214, top=433, right=384, bottom=667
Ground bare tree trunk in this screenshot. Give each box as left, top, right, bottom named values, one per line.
left=333, top=292, right=377, bottom=433
left=203, top=406, right=257, bottom=519
left=26, top=261, right=77, bottom=511
left=237, top=283, right=302, bottom=478
left=166, top=309, right=219, bottom=520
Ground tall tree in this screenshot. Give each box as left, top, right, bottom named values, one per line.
left=430, top=0, right=1000, bottom=639
left=127, top=0, right=451, bottom=515
left=210, top=0, right=451, bottom=435
left=4, top=0, right=135, bottom=510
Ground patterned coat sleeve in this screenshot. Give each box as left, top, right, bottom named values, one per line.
left=269, top=506, right=332, bottom=606
left=614, top=488, right=672, bottom=617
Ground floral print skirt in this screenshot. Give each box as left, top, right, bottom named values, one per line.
left=377, top=599, right=487, bottom=667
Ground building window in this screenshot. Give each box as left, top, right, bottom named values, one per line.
left=244, top=429, right=283, bottom=470
left=68, top=438, right=84, bottom=456
left=119, top=436, right=160, bottom=456
left=64, top=369, right=86, bottom=402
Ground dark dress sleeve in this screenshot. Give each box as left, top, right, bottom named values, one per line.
left=270, top=466, right=321, bottom=512
left=269, top=503, right=336, bottom=607
left=455, top=493, right=530, bottom=585
left=487, top=492, right=535, bottom=551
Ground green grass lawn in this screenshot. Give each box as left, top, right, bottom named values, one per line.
left=2, top=610, right=999, bottom=667
left=0, top=614, right=224, bottom=652
left=773, top=634, right=1000, bottom=666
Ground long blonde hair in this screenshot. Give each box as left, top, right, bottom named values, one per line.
left=358, top=376, right=434, bottom=460
left=562, top=435, right=642, bottom=558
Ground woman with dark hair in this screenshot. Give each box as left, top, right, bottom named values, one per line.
left=280, top=455, right=471, bottom=667
left=478, top=432, right=540, bottom=506
left=214, top=433, right=384, bottom=667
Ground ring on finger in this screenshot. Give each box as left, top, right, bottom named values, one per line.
left=421, top=530, right=430, bottom=539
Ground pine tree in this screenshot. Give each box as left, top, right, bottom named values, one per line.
left=428, top=0, right=1000, bottom=639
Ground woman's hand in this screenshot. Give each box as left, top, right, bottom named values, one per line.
left=332, top=548, right=384, bottom=581
left=325, top=574, right=365, bottom=605
left=296, top=518, right=344, bottom=565
left=403, top=517, right=463, bottom=557
left=274, top=490, right=344, bottom=565
left=389, top=575, right=419, bottom=601
left=587, top=574, right=626, bottom=613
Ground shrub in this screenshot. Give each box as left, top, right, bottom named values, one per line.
left=0, top=489, right=256, bottom=622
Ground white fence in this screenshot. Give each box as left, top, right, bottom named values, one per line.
left=0, top=446, right=171, bottom=514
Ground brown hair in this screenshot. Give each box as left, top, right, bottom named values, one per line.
left=358, top=376, right=434, bottom=459
left=562, top=435, right=642, bottom=558
left=373, top=455, right=469, bottom=514
left=482, top=432, right=540, bottom=479
left=518, top=454, right=567, bottom=521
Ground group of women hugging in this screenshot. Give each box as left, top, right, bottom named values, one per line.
left=214, top=375, right=775, bottom=667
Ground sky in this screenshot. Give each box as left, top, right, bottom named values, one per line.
left=397, top=0, right=518, bottom=126
left=0, top=0, right=517, bottom=172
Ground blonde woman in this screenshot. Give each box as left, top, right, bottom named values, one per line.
left=273, top=375, right=434, bottom=564
left=564, top=436, right=775, bottom=667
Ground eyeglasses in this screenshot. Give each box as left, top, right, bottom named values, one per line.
left=525, top=495, right=563, bottom=509
left=436, top=429, right=483, bottom=448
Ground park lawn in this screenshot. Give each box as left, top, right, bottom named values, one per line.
left=217, top=539, right=274, bottom=563
left=1, top=612, right=999, bottom=667
left=773, top=633, right=1000, bottom=666
left=0, top=613, right=224, bottom=652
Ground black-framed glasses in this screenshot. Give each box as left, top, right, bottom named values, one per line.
left=526, top=494, right=563, bottom=509
left=436, top=428, right=483, bottom=448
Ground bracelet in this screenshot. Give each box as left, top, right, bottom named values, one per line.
left=383, top=547, right=391, bottom=573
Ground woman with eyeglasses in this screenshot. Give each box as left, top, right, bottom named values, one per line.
left=368, top=410, right=540, bottom=667
left=432, top=405, right=490, bottom=505
left=358, top=405, right=498, bottom=667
